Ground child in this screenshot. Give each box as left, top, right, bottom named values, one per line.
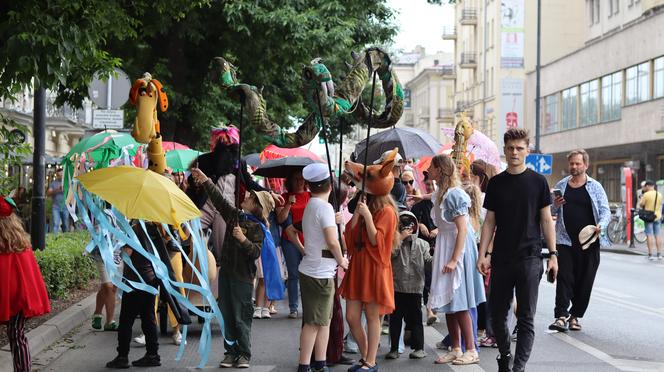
left=385, top=211, right=432, bottom=360
left=190, top=167, right=275, bottom=369
left=297, top=163, right=348, bottom=372
left=0, top=196, right=50, bottom=372
left=427, top=154, right=486, bottom=365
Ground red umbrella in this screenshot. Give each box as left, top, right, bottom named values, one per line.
left=260, top=144, right=322, bottom=162
left=162, top=141, right=190, bottom=152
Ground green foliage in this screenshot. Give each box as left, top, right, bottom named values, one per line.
left=0, top=0, right=210, bottom=107
left=105, top=0, right=397, bottom=153
left=35, top=231, right=97, bottom=299
left=0, top=112, right=32, bottom=194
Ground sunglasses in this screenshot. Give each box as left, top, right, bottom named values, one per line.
left=402, top=180, right=414, bottom=185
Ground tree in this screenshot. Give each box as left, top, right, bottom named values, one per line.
left=105, top=0, right=397, bottom=153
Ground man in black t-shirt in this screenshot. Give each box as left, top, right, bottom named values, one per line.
left=477, top=129, right=558, bottom=372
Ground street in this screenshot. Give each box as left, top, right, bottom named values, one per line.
left=31, top=251, right=664, bottom=372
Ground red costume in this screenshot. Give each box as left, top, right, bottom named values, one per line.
left=0, top=249, right=51, bottom=322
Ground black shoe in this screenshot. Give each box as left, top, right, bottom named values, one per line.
left=311, top=367, right=331, bottom=372
left=132, top=354, right=161, bottom=367
left=106, top=356, right=130, bottom=369
left=332, top=355, right=356, bottom=366
left=497, top=353, right=512, bottom=372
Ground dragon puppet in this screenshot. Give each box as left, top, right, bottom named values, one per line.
left=211, top=47, right=404, bottom=148
left=450, top=112, right=474, bottom=177
left=129, top=72, right=169, bottom=174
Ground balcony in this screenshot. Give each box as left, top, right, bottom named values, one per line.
left=440, top=65, right=456, bottom=79
left=460, top=52, right=478, bottom=69
left=460, top=8, right=478, bottom=25
left=403, top=113, right=414, bottom=127
left=455, top=100, right=473, bottom=113
left=437, top=108, right=454, bottom=120
left=442, top=26, right=457, bottom=40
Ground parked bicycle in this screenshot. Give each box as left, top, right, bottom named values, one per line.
left=607, top=204, right=647, bottom=245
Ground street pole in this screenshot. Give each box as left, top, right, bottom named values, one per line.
left=31, top=84, right=46, bottom=250
left=535, top=0, right=542, bottom=152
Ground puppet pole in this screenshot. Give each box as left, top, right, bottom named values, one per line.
left=360, top=71, right=378, bottom=196
left=236, top=96, right=245, bottom=222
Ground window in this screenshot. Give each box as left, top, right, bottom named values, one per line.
left=609, top=0, right=619, bottom=15
left=543, top=94, right=559, bottom=133
left=594, top=0, right=600, bottom=23
left=626, top=62, right=651, bottom=104
left=655, top=56, right=664, bottom=99
left=562, top=87, right=578, bottom=129
left=601, top=71, right=622, bottom=121
left=580, top=79, right=599, bottom=126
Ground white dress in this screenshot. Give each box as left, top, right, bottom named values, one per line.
left=428, top=187, right=486, bottom=313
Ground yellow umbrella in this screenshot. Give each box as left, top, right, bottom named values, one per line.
left=76, top=166, right=201, bottom=227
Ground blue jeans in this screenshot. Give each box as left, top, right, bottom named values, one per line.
left=281, top=239, right=303, bottom=312
left=645, top=220, right=661, bottom=236
left=51, top=207, right=69, bottom=233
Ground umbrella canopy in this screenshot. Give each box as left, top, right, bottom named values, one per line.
left=166, top=149, right=202, bottom=173
left=76, top=166, right=201, bottom=227
left=253, top=157, right=319, bottom=178
left=261, top=144, right=322, bottom=162
left=441, top=127, right=501, bottom=169
left=162, top=141, right=190, bottom=152
left=242, top=153, right=262, bottom=168
left=415, top=142, right=454, bottom=173
left=353, top=127, right=442, bottom=164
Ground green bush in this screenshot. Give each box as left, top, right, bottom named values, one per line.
left=35, top=231, right=97, bottom=299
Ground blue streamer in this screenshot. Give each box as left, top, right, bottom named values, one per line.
left=245, top=215, right=285, bottom=300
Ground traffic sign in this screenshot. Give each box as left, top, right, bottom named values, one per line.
left=92, top=109, right=124, bottom=129
left=526, top=154, right=553, bottom=175
left=88, top=68, right=131, bottom=109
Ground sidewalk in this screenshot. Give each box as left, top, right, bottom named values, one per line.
left=602, top=242, right=650, bottom=256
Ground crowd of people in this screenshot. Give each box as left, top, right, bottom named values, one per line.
left=4, top=126, right=664, bottom=372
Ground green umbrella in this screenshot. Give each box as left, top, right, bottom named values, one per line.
left=62, top=130, right=141, bottom=196
left=166, top=149, right=202, bottom=173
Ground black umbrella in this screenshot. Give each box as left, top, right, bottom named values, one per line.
left=353, top=127, right=442, bottom=164
left=242, top=153, right=262, bottom=168
left=253, top=156, right=319, bottom=178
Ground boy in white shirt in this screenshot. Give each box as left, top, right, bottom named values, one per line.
left=298, top=163, right=349, bottom=372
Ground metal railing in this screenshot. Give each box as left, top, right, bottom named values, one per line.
left=460, top=52, right=478, bottom=66
left=442, top=26, right=457, bottom=38
left=1, top=94, right=84, bottom=124
left=440, top=65, right=456, bottom=77
left=438, top=108, right=454, bottom=118
left=461, top=8, right=478, bottom=23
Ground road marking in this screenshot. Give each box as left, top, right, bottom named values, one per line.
left=553, top=333, right=664, bottom=371
left=423, top=323, right=486, bottom=371
left=593, top=286, right=634, bottom=299
left=593, top=293, right=664, bottom=319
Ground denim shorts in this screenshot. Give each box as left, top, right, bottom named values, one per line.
left=644, top=220, right=661, bottom=236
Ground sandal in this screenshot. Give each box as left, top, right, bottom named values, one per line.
left=452, top=350, right=479, bottom=365
left=568, top=317, right=582, bottom=331
left=104, top=321, right=118, bottom=331
left=434, top=349, right=462, bottom=364
left=91, top=314, right=102, bottom=330
left=548, top=316, right=568, bottom=332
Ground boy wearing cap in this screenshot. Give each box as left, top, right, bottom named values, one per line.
left=297, top=163, right=349, bottom=372
left=549, top=149, right=610, bottom=332
left=385, top=211, right=432, bottom=360
left=190, top=167, right=276, bottom=369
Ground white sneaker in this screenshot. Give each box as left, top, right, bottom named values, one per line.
left=261, top=308, right=271, bottom=319
left=172, top=330, right=186, bottom=345
left=649, top=255, right=656, bottom=261
left=658, top=254, right=663, bottom=261
left=253, top=307, right=263, bottom=319
left=133, top=334, right=146, bottom=346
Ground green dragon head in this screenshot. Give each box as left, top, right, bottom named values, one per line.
left=210, top=57, right=238, bottom=87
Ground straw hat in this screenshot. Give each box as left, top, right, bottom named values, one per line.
left=578, top=225, right=600, bottom=250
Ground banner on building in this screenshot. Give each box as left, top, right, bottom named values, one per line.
left=501, top=0, right=524, bottom=69
left=499, top=78, right=524, bottom=144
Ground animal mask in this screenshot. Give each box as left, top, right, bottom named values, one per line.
left=129, top=72, right=168, bottom=144
left=343, top=148, right=398, bottom=196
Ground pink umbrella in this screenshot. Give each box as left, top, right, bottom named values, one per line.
left=162, top=141, right=190, bottom=152
left=441, top=127, right=501, bottom=170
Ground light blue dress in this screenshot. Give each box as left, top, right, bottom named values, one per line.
left=428, top=187, right=486, bottom=313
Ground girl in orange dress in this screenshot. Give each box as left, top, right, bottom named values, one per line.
left=339, top=194, right=398, bottom=372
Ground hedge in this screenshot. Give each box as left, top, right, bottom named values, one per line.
left=35, top=231, right=97, bottom=299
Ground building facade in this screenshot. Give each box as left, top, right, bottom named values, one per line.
left=449, top=0, right=585, bottom=145
left=524, top=0, right=664, bottom=202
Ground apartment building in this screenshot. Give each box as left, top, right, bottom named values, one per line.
left=524, top=0, right=664, bottom=202
left=449, top=0, right=585, bottom=145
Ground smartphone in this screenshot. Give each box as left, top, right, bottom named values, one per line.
left=547, top=269, right=556, bottom=283
left=552, top=189, right=563, bottom=199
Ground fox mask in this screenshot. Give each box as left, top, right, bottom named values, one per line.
left=343, top=148, right=398, bottom=196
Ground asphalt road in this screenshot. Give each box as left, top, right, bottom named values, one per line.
left=31, top=251, right=664, bottom=372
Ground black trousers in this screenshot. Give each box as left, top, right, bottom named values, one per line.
left=117, top=283, right=159, bottom=358
left=554, top=244, right=600, bottom=319
left=389, top=292, right=424, bottom=351
left=489, top=257, right=543, bottom=372
left=423, top=260, right=432, bottom=306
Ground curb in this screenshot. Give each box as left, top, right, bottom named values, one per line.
left=0, top=293, right=96, bottom=372
left=602, top=247, right=648, bottom=256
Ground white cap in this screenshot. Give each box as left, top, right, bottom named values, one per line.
left=373, top=150, right=403, bottom=165
left=303, top=163, right=329, bottom=182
